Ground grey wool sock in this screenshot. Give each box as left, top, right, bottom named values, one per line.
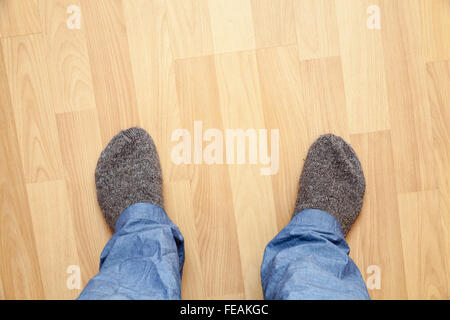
left=293, top=134, right=365, bottom=236
left=95, top=127, right=164, bottom=231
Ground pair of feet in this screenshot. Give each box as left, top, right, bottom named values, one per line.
left=96, top=128, right=365, bottom=236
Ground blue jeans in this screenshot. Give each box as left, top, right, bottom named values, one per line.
left=78, top=204, right=369, bottom=300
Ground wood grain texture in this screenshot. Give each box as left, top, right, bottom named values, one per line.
left=251, top=0, right=296, bottom=48
left=397, top=190, right=448, bottom=299
left=0, top=276, right=4, bottom=299
left=39, top=0, right=97, bottom=113
left=215, top=51, right=277, bottom=299
left=0, top=41, right=45, bottom=299
left=208, top=0, right=255, bottom=54
left=297, top=56, right=350, bottom=140
left=165, top=181, right=206, bottom=299
left=26, top=180, right=81, bottom=299
left=349, top=131, right=408, bottom=299
left=256, top=46, right=306, bottom=231
left=294, top=0, right=340, bottom=60
left=174, top=56, right=244, bottom=297
left=166, top=0, right=214, bottom=59
left=426, top=60, right=450, bottom=296
left=381, top=0, right=437, bottom=193
left=122, top=0, right=186, bottom=183
left=80, top=0, right=139, bottom=143
left=420, top=0, right=450, bottom=62
left=1, top=34, right=63, bottom=183
left=55, top=109, right=110, bottom=285
left=0, top=0, right=41, bottom=38
left=335, top=0, right=391, bottom=134
left=0, top=0, right=449, bottom=299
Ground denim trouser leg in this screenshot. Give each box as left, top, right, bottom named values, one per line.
left=78, top=203, right=184, bottom=300
left=261, top=209, right=370, bottom=300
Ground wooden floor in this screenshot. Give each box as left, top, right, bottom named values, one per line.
left=0, top=0, right=449, bottom=300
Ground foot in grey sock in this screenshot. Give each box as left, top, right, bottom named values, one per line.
left=95, top=127, right=163, bottom=231
left=293, top=134, right=365, bottom=236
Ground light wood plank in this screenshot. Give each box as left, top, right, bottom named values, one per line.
left=122, top=0, right=187, bottom=182
left=174, top=55, right=244, bottom=298
left=215, top=51, right=277, bottom=299
left=208, top=0, right=255, bottom=54
left=1, top=34, right=63, bottom=183
left=166, top=181, right=206, bottom=299
left=297, top=56, right=350, bottom=140
left=294, top=0, right=340, bottom=60
left=440, top=190, right=450, bottom=298
left=420, top=0, right=450, bottom=62
left=166, top=0, right=214, bottom=59
left=397, top=190, right=448, bottom=299
left=0, top=0, right=41, bottom=37
left=0, top=277, right=4, bottom=299
left=256, top=45, right=307, bottom=230
left=251, top=0, right=296, bottom=48
left=39, top=0, right=97, bottom=113
left=26, top=180, right=81, bottom=299
left=349, top=131, right=407, bottom=299
left=209, top=292, right=245, bottom=300
left=426, top=60, right=450, bottom=296
left=81, top=0, right=140, bottom=143
left=0, top=42, right=45, bottom=299
left=335, top=0, right=391, bottom=134
left=381, top=0, right=437, bottom=193
left=123, top=0, right=179, bottom=140
left=55, top=109, right=110, bottom=286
